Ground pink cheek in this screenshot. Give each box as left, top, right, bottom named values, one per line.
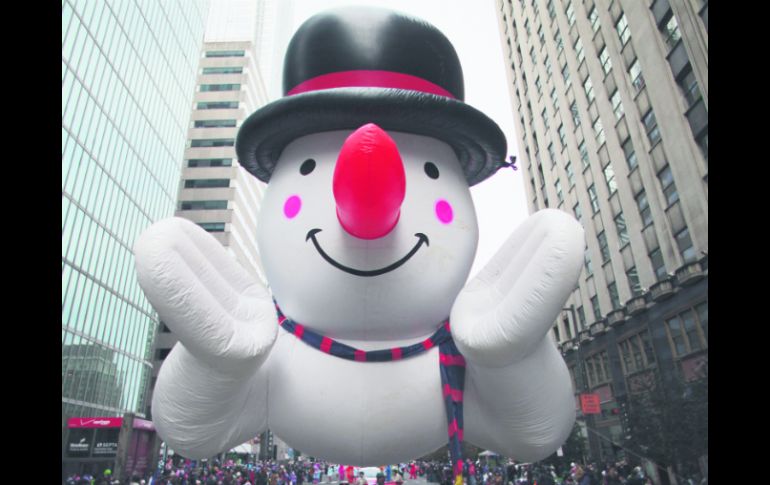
left=435, top=199, right=453, bottom=224
left=284, top=195, right=302, bottom=219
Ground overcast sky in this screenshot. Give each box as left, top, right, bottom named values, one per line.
left=286, top=0, right=530, bottom=279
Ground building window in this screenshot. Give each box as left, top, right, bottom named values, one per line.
left=547, top=0, right=556, bottom=20
left=577, top=306, right=587, bottom=329
left=574, top=202, right=582, bottom=222
left=188, top=158, right=233, bottom=167
left=206, top=50, right=245, bottom=58
left=542, top=108, right=549, bottom=130
left=547, top=142, right=556, bottom=164
left=194, top=119, right=237, bottom=128
left=200, top=83, right=241, bottom=92
left=590, top=295, right=602, bottom=321
left=566, top=2, right=576, bottom=26
left=562, top=64, right=571, bottom=88
left=658, top=165, right=679, bottom=206
left=184, top=179, right=230, bottom=189
left=585, top=351, right=610, bottom=388
left=197, top=222, right=226, bottom=232
left=584, top=77, right=595, bottom=103
left=661, top=13, right=682, bottom=51
left=643, top=109, right=661, bottom=145
left=190, top=139, right=235, bottom=148
left=566, top=161, right=575, bottom=187
left=579, top=141, right=589, bottom=168
left=614, top=212, right=629, bottom=245
left=551, top=88, right=559, bottom=111
left=202, top=66, right=243, bottom=75
left=599, top=47, right=613, bottom=75
left=538, top=25, right=546, bottom=46
left=556, top=179, right=564, bottom=203
left=545, top=56, right=553, bottom=77
left=197, top=101, right=239, bottom=110
left=626, top=266, right=643, bottom=296
left=555, top=30, right=564, bottom=53
left=629, top=59, right=645, bottom=94
left=611, top=89, right=624, bottom=120
left=649, top=247, right=667, bottom=281
left=604, top=164, right=617, bottom=194
left=665, top=304, right=708, bottom=357
left=618, top=330, right=656, bottom=375
left=569, top=103, right=581, bottom=129
left=180, top=200, right=228, bottom=210
left=608, top=282, right=621, bottom=310
left=593, top=117, right=605, bottom=146
left=588, top=184, right=600, bottom=213
left=696, top=129, right=708, bottom=160
left=675, top=227, right=697, bottom=263
left=524, top=19, right=531, bottom=37
left=676, top=66, right=703, bottom=108
left=574, top=38, right=585, bottom=64
left=588, top=7, right=600, bottom=33
left=598, top=231, right=610, bottom=263
left=530, top=46, right=537, bottom=66
left=557, top=124, right=567, bottom=149
left=635, top=190, right=653, bottom=227
left=622, top=137, right=637, bottom=170
left=585, top=248, right=593, bottom=275
left=616, top=13, right=631, bottom=46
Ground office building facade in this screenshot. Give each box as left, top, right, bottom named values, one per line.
left=496, top=0, right=707, bottom=477
left=62, top=0, right=209, bottom=419
left=147, top=2, right=273, bottom=419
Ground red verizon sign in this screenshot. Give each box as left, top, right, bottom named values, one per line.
left=68, top=417, right=123, bottom=428
left=580, top=394, right=601, bottom=414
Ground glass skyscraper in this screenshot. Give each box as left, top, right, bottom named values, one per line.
left=62, top=0, right=209, bottom=419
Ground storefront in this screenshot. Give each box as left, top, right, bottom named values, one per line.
left=62, top=414, right=161, bottom=481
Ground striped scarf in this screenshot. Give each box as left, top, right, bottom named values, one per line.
left=275, top=303, right=467, bottom=482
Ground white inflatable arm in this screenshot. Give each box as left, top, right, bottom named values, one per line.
left=450, top=209, right=584, bottom=460
left=450, top=209, right=584, bottom=368
left=133, top=217, right=277, bottom=456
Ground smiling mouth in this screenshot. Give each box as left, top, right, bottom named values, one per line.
left=305, top=229, right=429, bottom=277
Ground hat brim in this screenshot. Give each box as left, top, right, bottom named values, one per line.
left=235, top=87, right=507, bottom=186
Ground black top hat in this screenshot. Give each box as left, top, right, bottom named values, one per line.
left=235, top=6, right=507, bottom=186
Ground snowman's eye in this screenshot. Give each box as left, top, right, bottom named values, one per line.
left=300, top=158, right=316, bottom=175
left=424, top=161, right=439, bottom=179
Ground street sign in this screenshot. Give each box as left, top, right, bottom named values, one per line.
left=580, top=393, right=601, bottom=414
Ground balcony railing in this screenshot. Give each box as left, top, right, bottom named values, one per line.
left=675, top=260, right=705, bottom=286
left=607, top=309, right=626, bottom=327
left=650, top=277, right=676, bottom=301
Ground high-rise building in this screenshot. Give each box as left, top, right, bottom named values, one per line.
left=496, top=0, right=707, bottom=476
left=62, top=1, right=209, bottom=419
left=147, top=0, right=274, bottom=419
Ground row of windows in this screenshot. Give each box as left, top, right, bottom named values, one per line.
left=179, top=200, right=228, bottom=210
left=205, top=50, right=245, bottom=58
left=202, top=66, right=243, bottom=75
left=197, top=101, right=239, bottom=110
left=200, top=83, right=241, bottom=92
left=187, top=158, right=233, bottom=167
left=184, top=178, right=230, bottom=188
left=190, top=138, right=234, bottom=148
left=193, top=119, right=237, bottom=128
left=581, top=301, right=706, bottom=379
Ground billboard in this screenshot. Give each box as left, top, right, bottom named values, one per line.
left=580, top=393, right=601, bottom=414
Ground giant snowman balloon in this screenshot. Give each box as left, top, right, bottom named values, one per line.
left=135, top=7, right=584, bottom=471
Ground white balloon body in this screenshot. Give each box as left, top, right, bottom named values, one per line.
left=138, top=129, right=584, bottom=465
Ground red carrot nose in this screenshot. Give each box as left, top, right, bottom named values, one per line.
left=333, top=123, right=406, bottom=239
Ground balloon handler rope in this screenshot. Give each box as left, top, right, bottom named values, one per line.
left=275, top=301, right=466, bottom=485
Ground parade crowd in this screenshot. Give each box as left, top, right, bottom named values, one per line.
left=64, top=456, right=707, bottom=485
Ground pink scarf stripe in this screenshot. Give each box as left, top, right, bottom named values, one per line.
left=286, top=70, right=457, bottom=98
left=439, top=353, right=467, bottom=367
left=442, top=383, right=464, bottom=402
